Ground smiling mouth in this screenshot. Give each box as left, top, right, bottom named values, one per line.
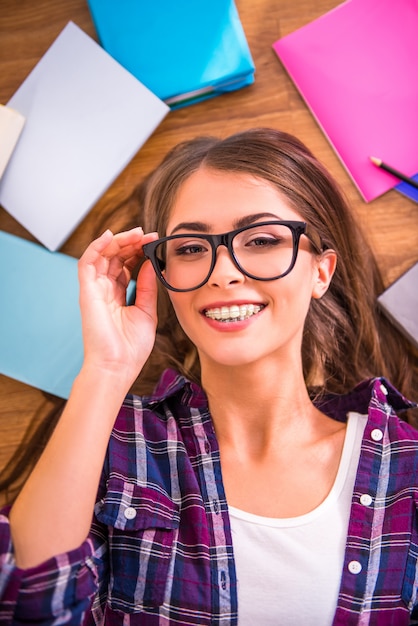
left=204, top=304, right=265, bottom=322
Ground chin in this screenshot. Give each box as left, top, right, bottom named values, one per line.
left=200, top=347, right=265, bottom=370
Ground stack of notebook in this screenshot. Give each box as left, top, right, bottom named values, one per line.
left=86, top=0, right=255, bottom=108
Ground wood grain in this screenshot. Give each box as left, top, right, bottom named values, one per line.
left=0, top=0, right=417, bottom=481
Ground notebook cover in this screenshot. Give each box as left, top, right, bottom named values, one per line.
left=0, top=231, right=135, bottom=399
left=273, top=0, right=418, bottom=203
left=377, top=262, right=418, bottom=350
left=0, top=105, right=25, bottom=179
left=0, top=22, right=169, bottom=251
left=395, top=176, right=418, bottom=203
left=86, top=0, right=255, bottom=107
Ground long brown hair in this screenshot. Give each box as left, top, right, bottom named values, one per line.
left=2, top=128, right=417, bottom=504
left=137, top=128, right=417, bottom=405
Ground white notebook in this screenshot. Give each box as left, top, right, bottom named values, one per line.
left=378, top=262, right=418, bottom=349
left=0, top=21, right=169, bottom=251
left=0, top=105, right=25, bottom=178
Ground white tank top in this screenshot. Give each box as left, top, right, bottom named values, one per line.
left=229, top=411, right=366, bottom=625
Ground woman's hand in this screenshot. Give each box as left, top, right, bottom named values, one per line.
left=10, top=226, right=160, bottom=569
left=78, top=227, right=159, bottom=383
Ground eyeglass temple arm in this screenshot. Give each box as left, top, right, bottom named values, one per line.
left=305, top=225, right=323, bottom=253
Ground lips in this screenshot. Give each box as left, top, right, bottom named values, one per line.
left=203, top=303, right=265, bottom=322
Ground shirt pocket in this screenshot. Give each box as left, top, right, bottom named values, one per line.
left=94, top=477, right=180, bottom=611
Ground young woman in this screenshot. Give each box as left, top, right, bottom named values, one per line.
left=1, top=128, right=417, bottom=625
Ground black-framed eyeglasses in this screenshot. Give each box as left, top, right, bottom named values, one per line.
left=142, top=220, right=323, bottom=293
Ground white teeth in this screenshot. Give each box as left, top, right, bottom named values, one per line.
left=221, top=306, right=229, bottom=320
left=205, top=304, right=264, bottom=322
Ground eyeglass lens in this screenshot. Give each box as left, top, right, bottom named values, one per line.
left=154, top=223, right=297, bottom=291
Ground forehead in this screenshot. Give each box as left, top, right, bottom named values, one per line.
left=166, top=167, right=303, bottom=234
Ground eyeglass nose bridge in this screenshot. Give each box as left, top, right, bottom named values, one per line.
left=210, top=232, right=232, bottom=250
left=207, top=231, right=243, bottom=278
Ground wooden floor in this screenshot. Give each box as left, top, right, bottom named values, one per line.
left=0, top=0, right=417, bottom=494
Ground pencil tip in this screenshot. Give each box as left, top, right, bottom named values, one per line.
left=370, top=156, right=381, bottom=166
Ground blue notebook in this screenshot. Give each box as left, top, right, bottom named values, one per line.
left=0, top=231, right=135, bottom=399
left=395, top=176, right=418, bottom=203
left=86, top=0, right=255, bottom=108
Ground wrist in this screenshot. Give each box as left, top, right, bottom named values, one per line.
left=76, top=361, right=138, bottom=396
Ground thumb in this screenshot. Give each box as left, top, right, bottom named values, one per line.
left=134, top=259, right=158, bottom=322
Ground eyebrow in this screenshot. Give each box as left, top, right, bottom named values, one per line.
left=169, top=212, right=282, bottom=235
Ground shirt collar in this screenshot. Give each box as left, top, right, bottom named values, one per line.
left=315, top=377, right=415, bottom=422
left=147, top=368, right=208, bottom=409
left=147, top=369, right=415, bottom=420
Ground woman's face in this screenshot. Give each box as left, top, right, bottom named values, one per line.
left=165, top=167, right=335, bottom=373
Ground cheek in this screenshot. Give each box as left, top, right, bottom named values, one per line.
left=272, top=266, right=317, bottom=319
left=168, top=294, right=195, bottom=335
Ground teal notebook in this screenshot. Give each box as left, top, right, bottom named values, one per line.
left=0, top=232, right=135, bottom=398
left=86, top=0, right=255, bottom=108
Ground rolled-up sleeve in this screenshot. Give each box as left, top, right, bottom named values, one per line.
left=0, top=512, right=101, bottom=625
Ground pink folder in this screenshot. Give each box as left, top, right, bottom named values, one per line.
left=273, top=0, right=418, bottom=202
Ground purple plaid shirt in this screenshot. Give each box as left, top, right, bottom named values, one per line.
left=0, top=370, right=417, bottom=625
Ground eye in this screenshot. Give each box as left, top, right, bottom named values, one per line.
left=176, top=243, right=208, bottom=255
left=242, top=229, right=285, bottom=249
left=168, top=237, right=211, bottom=259
left=239, top=224, right=293, bottom=250
left=246, top=234, right=282, bottom=247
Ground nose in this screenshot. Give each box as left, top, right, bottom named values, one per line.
left=208, top=245, right=245, bottom=288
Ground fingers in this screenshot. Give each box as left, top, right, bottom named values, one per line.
left=80, top=227, right=142, bottom=268
left=79, top=227, right=158, bottom=283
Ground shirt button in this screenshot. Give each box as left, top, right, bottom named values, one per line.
left=124, top=506, right=137, bottom=520
left=360, top=494, right=373, bottom=506
left=348, top=560, right=362, bottom=575
left=379, top=383, right=388, bottom=395
left=371, top=428, right=383, bottom=442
